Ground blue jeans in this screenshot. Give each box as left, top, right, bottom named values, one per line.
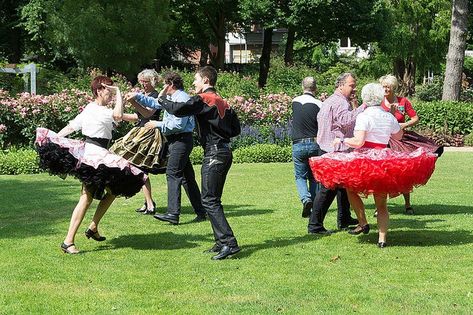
left=292, top=141, right=320, bottom=204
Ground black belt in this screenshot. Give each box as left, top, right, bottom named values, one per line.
left=205, top=142, right=230, bottom=151
left=292, top=137, right=317, bottom=144
left=85, top=136, right=110, bottom=149
left=164, top=132, right=193, bottom=141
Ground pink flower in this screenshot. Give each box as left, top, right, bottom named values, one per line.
left=0, top=124, right=7, bottom=133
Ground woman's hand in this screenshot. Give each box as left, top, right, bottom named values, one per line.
left=333, top=138, right=342, bottom=146
left=144, top=120, right=159, bottom=130
left=102, top=83, right=119, bottom=92
left=125, top=92, right=138, bottom=102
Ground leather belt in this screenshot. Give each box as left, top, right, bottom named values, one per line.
left=292, top=137, right=317, bottom=144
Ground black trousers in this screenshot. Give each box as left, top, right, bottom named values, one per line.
left=165, top=133, right=204, bottom=216
left=201, top=146, right=238, bottom=247
left=307, top=149, right=352, bottom=232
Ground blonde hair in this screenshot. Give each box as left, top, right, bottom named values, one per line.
left=361, top=83, right=384, bottom=107
left=138, top=69, right=161, bottom=87
left=379, top=74, right=399, bottom=90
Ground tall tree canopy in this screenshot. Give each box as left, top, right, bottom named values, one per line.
left=377, top=0, right=451, bottom=96
left=21, top=0, right=171, bottom=76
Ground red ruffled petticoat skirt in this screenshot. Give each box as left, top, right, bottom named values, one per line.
left=309, top=148, right=437, bottom=197
left=35, top=127, right=147, bottom=199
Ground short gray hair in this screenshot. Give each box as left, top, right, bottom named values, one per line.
left=302, top=76, right=317, bottom=92
left=361, top=83, right=384, bottom=107
left=335, top=72, right=356, bottom=88
left=138, top=69, right=161, bottom=87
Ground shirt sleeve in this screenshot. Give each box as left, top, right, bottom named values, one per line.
left=134, top=94, right=162, bottom=110
left=354, top=114, right=370, bottom=131
left=159, top=95, right=205, bottom=117
left=333, top=102, right=365, bottom=128
left=68, top=111, right=85, bottom=131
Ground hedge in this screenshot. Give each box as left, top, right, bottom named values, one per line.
left=0, top=144, right=293, bottom=175
left=414, top=101, right=473, bottom=135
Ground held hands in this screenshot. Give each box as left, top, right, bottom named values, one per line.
left=319, top=92, right=328, bottom=102
left=144, top=120, right=159, bottom=130
left=350, top=94, right=358, bottom=109
left=332, top=138, right=342, bottom=147
left=125, top=92, right=138, bottom=102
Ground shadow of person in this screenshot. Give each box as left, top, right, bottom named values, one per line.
left=357, top=229, right=473, bottom=247
left=385, top=203, right=473, bottom=215
left=389, top=218, right=446, bottom=230
left=235, top=235, right=315, bottom=259
left=100, top=232, right=212, bottom=251
left=178, top=204, right=274, bottom=222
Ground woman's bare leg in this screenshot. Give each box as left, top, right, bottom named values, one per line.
left=64, top=186, right=93, bottom=249
left=374, top=193, right=389, bottom=243
left=347, top=190, right=368, bottom=226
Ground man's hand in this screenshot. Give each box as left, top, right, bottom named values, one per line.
left=125, top=92, right=138, bottom=102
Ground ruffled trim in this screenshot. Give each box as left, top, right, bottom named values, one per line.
left=35, top=127, right=146, bottom=199
left=309, top=148, right=437, bottom=197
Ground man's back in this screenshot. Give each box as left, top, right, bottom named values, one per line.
left=291, top=93, right=322, bottom=141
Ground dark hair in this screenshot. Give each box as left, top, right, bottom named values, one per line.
left=197, top=66, right=217, bottom=86
left=91, top=76, right=113, bottom=97
left=163, top=72, right=184, bottom=90
left=335, top=72, right=356, bottom=88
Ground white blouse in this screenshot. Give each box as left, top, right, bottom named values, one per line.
left=354, top=106, right=400, bottom=144
left=69, top=102, right=116, bottom=139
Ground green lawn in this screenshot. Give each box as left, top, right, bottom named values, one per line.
left=1, top=152, right=472, bottom=314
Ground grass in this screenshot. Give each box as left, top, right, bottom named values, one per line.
left=0, top=152, right=472, bottom=314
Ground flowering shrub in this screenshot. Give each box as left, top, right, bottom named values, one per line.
left=228, top=93, right=293, bottom=126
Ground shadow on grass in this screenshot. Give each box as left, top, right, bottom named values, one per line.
left=236, top=234, right=316, bottom=259
left=178, top=204, right=274, bottom=225
left=385, top=203, right=473, bottom=215
left=83, top=232, right=213, bottom=253
left=357, top=229, right=473, bottom=247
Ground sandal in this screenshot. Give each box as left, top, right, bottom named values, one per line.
left=85, top=228, right=106, bottom=241
left=61, top=242, right=79, bottom=254
left=142, top=201, right=156, bottom=215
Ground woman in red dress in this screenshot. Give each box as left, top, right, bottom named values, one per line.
left=379, top=75, right=443, bottom=215
left=309, top=83, right=437, bottom=247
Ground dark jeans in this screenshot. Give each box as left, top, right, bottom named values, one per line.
left=307, top=150, right=352, bottom=232
left=201, top=146, right=237, bottom=247
left=165, top=133, right=204, bottom=216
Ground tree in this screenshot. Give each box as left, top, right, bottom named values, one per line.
left=377, top=0, right=452, bottom=96
left=0, top=0, right=29, bottom=63
left=442, top=0, right=470, bottom=101
left=22, top=0, right=172, bottom=76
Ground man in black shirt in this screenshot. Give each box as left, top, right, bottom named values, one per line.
left=133, top=66, right=241, bottom=260
left=291, top=77, right=322, bottom=218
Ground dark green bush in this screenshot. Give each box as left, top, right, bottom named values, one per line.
left=233, top=144, right=292, bottom=163
left=0, top=148, right=40, bottom=175
left=464, top=133, right=473, bottom=146
left=414, top=101, right=473, bottom=135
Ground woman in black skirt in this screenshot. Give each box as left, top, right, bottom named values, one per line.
left=36, top=76, right=146, bottom=254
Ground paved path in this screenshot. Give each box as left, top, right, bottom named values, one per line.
left=444, top=146, right=473, bottom=152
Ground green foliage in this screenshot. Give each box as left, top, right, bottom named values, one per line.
left=415, top=79, right=444, bottom=101
left=45, top=0, right=171, bottom=76
left=414, top=101, right=473, bottom=135
left=464, top=133, right=473, bottom=146
left=189, top=146, right=203, bottom=165
left=0, top=148, right=40, bottom=175
left=233, top=144, right=292, bottom=163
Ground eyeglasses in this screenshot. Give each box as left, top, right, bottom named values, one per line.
left=139, top=80, right=150, bottom=84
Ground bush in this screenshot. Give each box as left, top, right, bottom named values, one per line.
left=414, top=101, right=473, bottom=135
left=0, top=148, right=40, bottom=175
left=464, top=133, right=473, bottom=146
left=233, top=144, right=292, bottom=163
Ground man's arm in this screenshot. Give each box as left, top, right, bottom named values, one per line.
left=333, top=102, right=365, bottom=128
left=133, top=93, right=162, bottom=110
left=158, top=95, right=205, bottom=117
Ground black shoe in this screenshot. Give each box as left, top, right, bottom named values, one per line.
left=153, top=213, right=179, bottom=225
left=203, top=243, right=222, bottom=253
left=302, top=200, right=313, bottom=218
left=85, top=228, right=106, bottom=241
left=191, top=214, right=207, bottom=223
left=136, top=201, right=147, bottom=213
left=338, top=217, right=359, bottom=230
left=405, top=207, right=414, bottom=215
left=377, top=242, right=387, bottom=248
left=61, top=242, right=79, bottom=254
left=308, top=228, right=333, bottom=235
left=348, top=224, right=370, bottom=235
left=211, top=245, right=241, bottom=260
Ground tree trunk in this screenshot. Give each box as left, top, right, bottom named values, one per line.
left=258, top=28, right=273, bottom=89
left=199, top=50, right=209, bottom=66
left=394, top=58, right=416, bottom=97
left=215, top=11, right=226, bottom=70
left=442, top=0, right=469, bottom=101
left=284, top=26, right=295, bottom=66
